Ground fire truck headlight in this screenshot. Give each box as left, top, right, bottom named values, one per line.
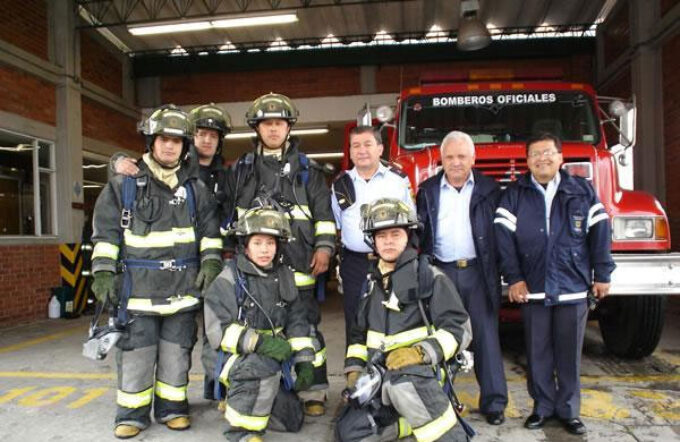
left=612, top=217, right=654, bottom=240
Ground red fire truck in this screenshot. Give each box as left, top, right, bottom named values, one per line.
left=343, top=69, right=680, bottom=358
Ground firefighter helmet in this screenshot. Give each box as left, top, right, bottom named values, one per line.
left=234, top=206, right=292, bottom=241
left=188, top=103, right=231, bottom=155
left=142, top=105, right=190, bottom=152
left=361, top=198, right=418, bottom=234
left=246, top=93, right=299, bottom=128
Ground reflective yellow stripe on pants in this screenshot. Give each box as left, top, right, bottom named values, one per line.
left=412, top=403, right=456, bottom=442
left=218, top=354, right=240, bottom=387
left=313, top=347, right=327, bottom=367
left=155, top=380, right=187, bottom=402
left=225, top=404, right=269, bottom=431
left=345, top=344, right=368, bottom=361
left=294, top=272, right=316, bottom=288
left=117, top=387, right=153, bottom=409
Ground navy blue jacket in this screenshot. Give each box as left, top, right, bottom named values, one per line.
left=416, top=169, right=502, bottom=310
left=494, top=170, right=615, bottom=306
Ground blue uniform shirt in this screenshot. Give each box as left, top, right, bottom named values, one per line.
left=331, top=163, right=413, bottom=253
left=434, top=172, right=477, bottom=262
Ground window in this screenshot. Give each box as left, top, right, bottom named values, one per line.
left=0, top=129, right=56, bottom=236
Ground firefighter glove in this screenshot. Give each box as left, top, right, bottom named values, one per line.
left=346, top=371, right=360, bottom=389
left=195, top=259, right=222, bottom=290
left=92, top=271, right=117, bottom=305
left=256, top=335, right=292, bottom=362
left=295, top=362, right=314, bottom=392
left=385, top=346, right=425, bottom=371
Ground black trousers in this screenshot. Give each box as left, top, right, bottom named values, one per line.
left=521, top=301, right=588, bottom=419
left=436, top=260, right=508, bottom=414
left=339, top=248, right=370, bottom=348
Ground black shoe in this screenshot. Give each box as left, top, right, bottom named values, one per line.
left=524, top=414, right=550, bottom=429
left=561, top=418, right=587, bottom=435
left=484, top=411, right=505, bottom=425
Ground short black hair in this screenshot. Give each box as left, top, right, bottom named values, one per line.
left=526, top=132, right=562, bottom=155
left=349, top=125, right=382, bottom=145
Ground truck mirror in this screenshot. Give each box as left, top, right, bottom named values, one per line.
left=376, top=105, right=394, bottom=123
left=357, top=103, right=372, bottom=126
left=619, top=105, right=636, bottom=148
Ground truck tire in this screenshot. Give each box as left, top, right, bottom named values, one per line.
left=598, top=295, right=666, bottom=359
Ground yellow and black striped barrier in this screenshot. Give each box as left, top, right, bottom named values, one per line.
left=58, top=243, right=91, bottom=316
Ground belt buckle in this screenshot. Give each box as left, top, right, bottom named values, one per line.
left=456, top=259, right=468, bottom=269
left=160, top=259, right=178, bottom=271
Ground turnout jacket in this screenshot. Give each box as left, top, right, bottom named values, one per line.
left=344, top=248, right=472, bottom=372
left=203, top=254, right=315, bottom=365
left=222, top=138, right=336, bottom=286
left=416, top=169, right=502, bottom=309
left=91, top=159, right=221, bottom=315
left=494, top=170, right=615, bottom=305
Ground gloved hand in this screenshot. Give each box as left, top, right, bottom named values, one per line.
left=295, top=362, right=314, bottom=392
left=385, top=346, right=425, bottom=371
left=92, top=271, right=117, bottom=305
left=195, top=259, right=222, bottom=290
left=256, top=335, right=292, bottom=362
left=346, top=371, right=360, bottom=389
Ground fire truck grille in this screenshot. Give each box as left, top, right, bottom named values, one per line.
left=475, top=158, right=528, bottom=188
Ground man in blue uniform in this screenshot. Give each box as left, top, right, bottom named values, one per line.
left=416, top=131, right=507, bottom=425
left=494, top=132, right=615, bottom=435
left=331, top=125, right=414, bottom=347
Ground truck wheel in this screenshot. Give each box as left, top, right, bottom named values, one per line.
left=598, top=295, right=667, bottom=359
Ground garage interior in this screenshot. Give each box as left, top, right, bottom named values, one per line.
left=0, top=1, right=678, bottom=440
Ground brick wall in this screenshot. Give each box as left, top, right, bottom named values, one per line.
left=0, top=64, right=56, bottom=125
left=663, top=33, right=680, bottom=249
left=0, top=245, right=60, bottom=325
left=82, top=97, right=143, bottom=153
left=161, top=66, right=361, bottom=104
left=0, top=0, right=48, bottom=60
left=80, top=30, right=123, bottom=97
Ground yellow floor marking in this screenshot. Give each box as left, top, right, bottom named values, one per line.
left=0, top=387, right=37, bottom=404
left=456, top=391, right=478, bottom=417
left=0, top=325, right=85, bottom=355
left=18, top=386, right=77, bottom=407
left=656, top=351, right=680, bottom=367
left=505, top=392, right=521, bottom=418
left=629, top=389, right=680, bottom=421
left=67, top=388, right=110, bottom=409
left=0, top=371, right=203, bottom=381
left=580, top=389, right=631, bottom=420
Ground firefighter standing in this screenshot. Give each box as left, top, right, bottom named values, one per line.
left=91, top=106, right=222, bottom=439
left=494, top=132, right=615, bottom=435
left=223, top=93, right=336, bottom=416
left=338, top=198, right=472, bottom=442
left=204, top=207, right=315, bottom=442
left=110, top=104, right=233, bottom=401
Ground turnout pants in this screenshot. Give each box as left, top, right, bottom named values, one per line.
left=521, top=301, right=588, bottom=419
left=296, top=287, right=329, bottom=401
left=436, top=261, right=508, bottom=414
left=221, top=353, right=284, bottom=441
left=115, top=310, right=198, bottom=428
left=337, top=365, right=468, bottom=442
left=339, top=248, right=371, bottom=348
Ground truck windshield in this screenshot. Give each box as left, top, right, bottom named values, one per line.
left=400, top=91, right=600, bottom=149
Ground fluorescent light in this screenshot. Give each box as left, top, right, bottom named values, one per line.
left=211, top=13, right=298, bottom=29
left=225, top=127, right=329, bottom=140
left=129, top=21, right=211, bottom=36
left=307, top=152, right=343, bottom=160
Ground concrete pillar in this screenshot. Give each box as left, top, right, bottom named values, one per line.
left=630, top=0, right=665, bottom=201
left=51, top=0, right=84, bottom=242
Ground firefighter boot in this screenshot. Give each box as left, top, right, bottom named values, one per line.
left=166, top=416, right=191, bottom=431
left=113, top=424, right=141, bottom=439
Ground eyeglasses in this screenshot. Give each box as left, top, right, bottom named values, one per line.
left=528, top=150, right=560, bottom=159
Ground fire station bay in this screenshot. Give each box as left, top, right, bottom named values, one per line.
left=0, top=1, right=679, bottom=441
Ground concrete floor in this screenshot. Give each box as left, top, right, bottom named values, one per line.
left=0, top=292, right=678, bottom=442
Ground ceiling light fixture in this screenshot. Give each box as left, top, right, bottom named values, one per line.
left=128, top=12, right=297, bottom=36
left=457, top=0, right=491, bottom=51
left=225, top=127, right=329, bottom=140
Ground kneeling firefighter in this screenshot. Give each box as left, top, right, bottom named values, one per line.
left=337, top=198, right=474, bottom=442
left=90, top=105, right=222, bottom=439
left=203, top=206, right=316, bottom=442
